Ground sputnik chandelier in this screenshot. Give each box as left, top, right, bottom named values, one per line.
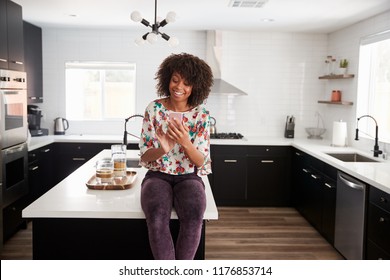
left=130, top=0, right=179, bottom=46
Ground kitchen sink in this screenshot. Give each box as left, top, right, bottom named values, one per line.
left=126, top=158, right=141, bottom=168
left=326, top=152, right=379, bottom=162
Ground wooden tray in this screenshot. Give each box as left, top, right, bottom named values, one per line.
left=86, top=171, right=137, bottom=190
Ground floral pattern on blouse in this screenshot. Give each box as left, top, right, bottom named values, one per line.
left=139, top=99, right=212, bottom=176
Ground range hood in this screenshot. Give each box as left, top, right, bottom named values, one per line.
left=206, top=31, right=247, bottom=96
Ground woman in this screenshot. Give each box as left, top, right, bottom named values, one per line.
left=139, top=53, right=213, bottom=260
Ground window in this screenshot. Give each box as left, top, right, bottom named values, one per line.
left=65, top=62, right=136, bottom=120
left=357, top=31, right=390, bottom=143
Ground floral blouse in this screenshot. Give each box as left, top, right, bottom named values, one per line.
left=139, top=99, right=212, bottom=176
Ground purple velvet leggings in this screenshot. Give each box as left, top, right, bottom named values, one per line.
left=141, top=170, right=206, bottom=260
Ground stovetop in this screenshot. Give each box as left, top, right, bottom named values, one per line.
left=210, top=133, right=244, bottom=139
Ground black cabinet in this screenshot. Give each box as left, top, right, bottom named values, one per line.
left=24, top=21, right=43, bottom=103
left=321, top=174, right=337, bottom=244
left=366, top=186, right=390, bottom=259
left=0, top=0, right=8, bottom=69
left=3, top=196, right=28, bottom=241
left=210, top=145, right=291, bottom=206
left=291, top=148, right=337, bottom=244
left=55, top=143, right=112, bottom=182
left=54, top=142, right=138, bottom=183
left=1, top=0, right=24, bottom=71
left=246, top=146, right=291, bottom=206
left=210, top=145, right=247, bottom=206
left=28, top=144, right=56, bottom=202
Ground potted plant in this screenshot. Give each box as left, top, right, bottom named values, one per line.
left=338, top=59, right=348, bottom=75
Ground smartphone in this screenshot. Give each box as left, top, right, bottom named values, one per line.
left=169, top=112, right=183, bottom=122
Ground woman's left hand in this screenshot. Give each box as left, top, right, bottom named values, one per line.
left=167, top=119, right=190, bottom=147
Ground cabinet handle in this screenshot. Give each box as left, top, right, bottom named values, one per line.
left=11, top=60, right=24, bottom=65
left=72, top=157, right=86, bottom=161
left=42, top=149, right=51, bottom=153
left=261, top=160, right=274, bottom=163
left=311, top=174, right=319, bottom=180
left=29, top=166, right=39, bottom=171
left=380, top=197, right=388, bottom=203
left=30, top=97, right=37, bottom=100
left=0, top=58, right=7, bottom=62
left=224, top=159, right=237, bottom=163
left=302, top=168, right=310, bottom=173
left=295, top=152, right=301, bottom=156
left=379, top=217, right=386, bottom=223
left=324, top=183, right=334, bottom=189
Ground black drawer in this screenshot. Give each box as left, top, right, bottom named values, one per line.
left=55, top=143, right=112, bottom=155
left=28, top=150, right=39, bottom=164
left=211, top=145, right=247, bottom=156
left=322, top=163, right=338, bottom=181
left=247, top=146, right=290, bottom=156
left=3, top=197, right=28, bottom=241
left=367, top=203, right=390, bottom=253
left=366, top=239, right=390, bottom=260
left=369, top=187, right=390, bottom=212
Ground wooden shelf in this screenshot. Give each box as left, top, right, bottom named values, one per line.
left=318, top=100, right=354, bottom=105
left=318, top=74, right=355, bottom=79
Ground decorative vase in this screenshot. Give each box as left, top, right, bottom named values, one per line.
left=337, top=67, right=347, bottom=75
left=331, top=90, right=342, bottom=102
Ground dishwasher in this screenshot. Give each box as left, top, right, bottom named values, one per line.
left=334, top=171, right=366, bottom=260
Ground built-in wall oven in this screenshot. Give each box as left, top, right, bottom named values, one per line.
left=1, top=69, right=28, bottom=248
left=1, top=142, right=28, bottom=208
left=0, top=69, right=28, bottom=149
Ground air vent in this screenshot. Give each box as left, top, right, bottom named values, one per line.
left=228, top=0, right=269, bottom=8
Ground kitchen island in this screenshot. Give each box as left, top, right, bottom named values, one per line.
left=22, top=149, right=218, bottom=260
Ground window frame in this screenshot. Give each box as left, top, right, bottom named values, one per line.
left=357, top=30, right=390, bottom=144
left=65, top=61, right=137, bottom=121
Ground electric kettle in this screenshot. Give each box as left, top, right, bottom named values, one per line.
left=54, top=117, right=69, bottom=135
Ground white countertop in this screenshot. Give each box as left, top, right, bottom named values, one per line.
left=22, top=149, right=219, bottom=220
left=27, top=134, right=390, bottom=194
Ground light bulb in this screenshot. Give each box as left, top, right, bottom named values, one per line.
left=168, top=36, right=179, bottom=47
left=166, top=11, right=176, bottom=23
left=157, top=16, right=164, bottom=23
left=130, top=11, right=142, bottom=22
left=134, top=37, right=145, bottom=46
left=146, top=33, right=158, bottom=44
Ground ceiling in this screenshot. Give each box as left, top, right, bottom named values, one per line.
left=13, top=0, right=390, bottom=33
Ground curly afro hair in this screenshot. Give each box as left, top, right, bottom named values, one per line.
left=155, top=53, right=213, bottom=107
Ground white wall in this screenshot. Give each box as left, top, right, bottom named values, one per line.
left=39, top=10, right=390, bottom=152
left=207, top=32, right=327, bottom=139
left=40, top=28, right=328, bottom=138
left=40, top=29, right=206, bottom=135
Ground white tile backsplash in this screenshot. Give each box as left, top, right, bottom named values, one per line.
left=38, top=10, right=390, bottom=148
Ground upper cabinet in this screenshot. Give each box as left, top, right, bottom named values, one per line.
left=0, top=0, right=24, bottom=71
left=24, top=21, right=43, bottom=103
left=0, top=0, right=8, bottom=69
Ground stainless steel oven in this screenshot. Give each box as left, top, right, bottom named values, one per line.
left=0, top=69, right=28, bottom=149
left=1, top=142, right=28, bottom=208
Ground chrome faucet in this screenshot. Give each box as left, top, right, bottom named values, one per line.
left=355, top=115, right=383, bottom=157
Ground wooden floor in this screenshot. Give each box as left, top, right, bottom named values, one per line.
left=205, top=207, right=343, bottom=260
left=0, top=207, right=343, bottom=260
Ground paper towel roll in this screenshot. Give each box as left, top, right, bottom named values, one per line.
left=332, top=121, right=347, bottom=147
